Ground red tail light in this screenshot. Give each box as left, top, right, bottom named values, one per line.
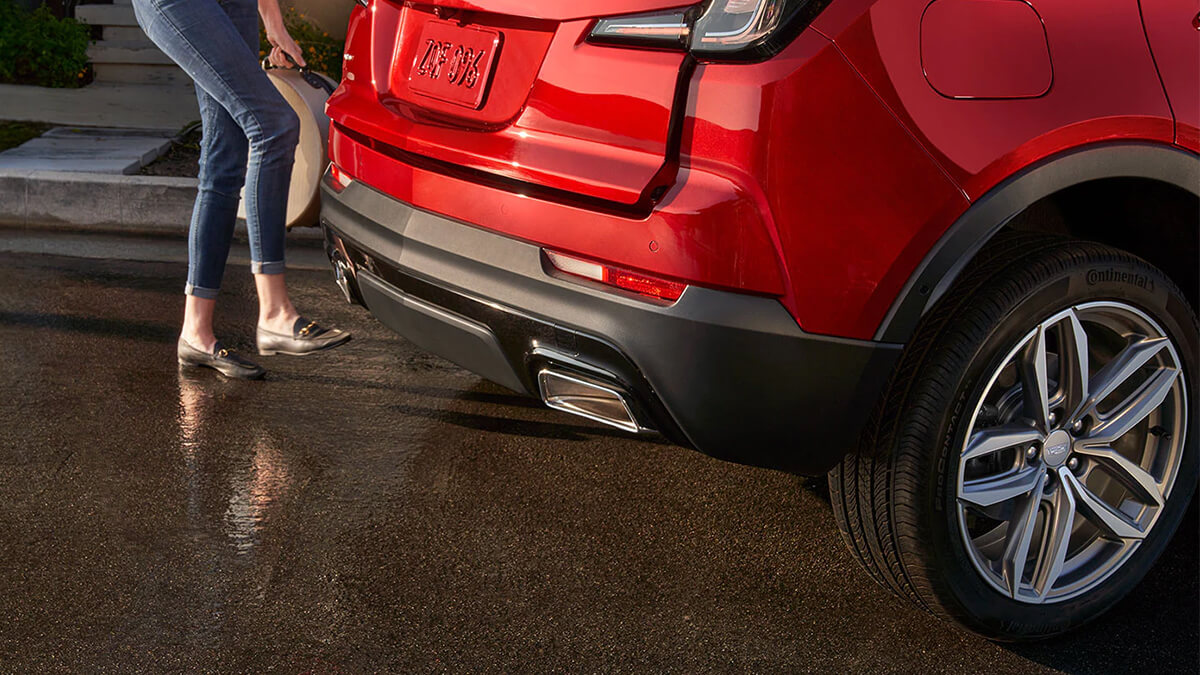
left=545, top=250, right=687, bottom=302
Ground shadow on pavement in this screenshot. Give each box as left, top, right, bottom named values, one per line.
left=399, top=383, right=548, bottom=410
left=386, top=400, right=672, bottom=444
left=0, top=310, right=177, bottom=343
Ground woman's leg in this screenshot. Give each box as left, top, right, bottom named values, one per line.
left=131, top=0, right=301, bottom=337
left=219, top=0, right=301, bottom=333
left=180, top=83, right=248, bottom=352
left=181, top=295, right=218, bottom=353
left=255, top=273, right=297, bottom=331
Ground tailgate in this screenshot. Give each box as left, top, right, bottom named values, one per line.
left=329, top=0, right=691, bottom=206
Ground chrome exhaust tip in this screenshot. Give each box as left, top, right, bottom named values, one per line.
left=537, top=369, right=643, bottom=434
left=330, top=252, right=356, bottom=305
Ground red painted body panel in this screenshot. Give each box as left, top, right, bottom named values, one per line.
left=328, top=124, right=787, bottom=295
left=400, top=1, right=698, bottom=22
left=831, top=0, right=1174, bottom=200
left=1140, top=0, right=1200, bottom=149
left=683, top=31, right=966, bottom=338
left=920, top=0, right=1052, bottom=99
left=333, top=2, right=682, bottom=205
left=332, top=0, right=1186, bottom=340
left=810, top=0, right=878, bottom=39
left=380, top=5, right=556, bottom=125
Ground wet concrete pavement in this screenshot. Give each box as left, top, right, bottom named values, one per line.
left=1, top=235, right=1196, bottom=672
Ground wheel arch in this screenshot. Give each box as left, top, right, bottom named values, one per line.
left=876, top=143, right=1200, bottom=343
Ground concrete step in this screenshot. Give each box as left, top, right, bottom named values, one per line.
left=75, top=4, right=138, bottom=27
left=103, top=25, right=149, bottom=42
left=93, top=63, right=191, bottom=86
left=0, top=170, right=200, bottom=232
left=0, top=127, right=173, bottom=175
left=88, top=40, right=176, bottom=66
left=0, top=82, right=199, bottom=131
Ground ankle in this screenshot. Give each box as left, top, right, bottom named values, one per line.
left=258, top=309, right=299, bottom=332
left=181, top=330, right=217, bottom=353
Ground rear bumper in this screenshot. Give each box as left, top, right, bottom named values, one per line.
left=320, top=178, right=903, bottom=475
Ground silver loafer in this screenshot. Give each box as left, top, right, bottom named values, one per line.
left=178, top=338, right=266, bottom=380
left=257, top=317, right=351, bottom=356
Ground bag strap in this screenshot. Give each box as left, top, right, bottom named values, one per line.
left=262, top=52, right=336, bottom=95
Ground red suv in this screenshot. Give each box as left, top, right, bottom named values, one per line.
left=321, top=0, right=1198, bottom=639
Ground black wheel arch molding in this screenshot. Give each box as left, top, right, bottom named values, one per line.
left=875, top=142, right=1200, bottom=344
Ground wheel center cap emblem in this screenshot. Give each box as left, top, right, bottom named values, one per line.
left=1043, top=430, right=1072, bottom=467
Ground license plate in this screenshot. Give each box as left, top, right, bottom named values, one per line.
left=408, top=20, right=502, bottom=110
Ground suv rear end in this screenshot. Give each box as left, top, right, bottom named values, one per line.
left=321, top=0, right=905, bottom=473
left=322, top=0, right=1199, bottom=640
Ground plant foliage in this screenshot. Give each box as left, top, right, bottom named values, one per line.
left=0, top=121, right=50, bottom=151
left=0, top=0, right=91, bottom=88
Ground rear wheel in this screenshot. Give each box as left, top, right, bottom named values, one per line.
left=829, top=235, right=1198, bottom=639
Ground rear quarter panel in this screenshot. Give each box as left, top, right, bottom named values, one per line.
left=685, top=32, right=968, bottom=339
left=795, top=0, right=1175, bottom=338
left=829, top=0, right=1174, bottom=198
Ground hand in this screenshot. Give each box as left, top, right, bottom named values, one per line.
left=259, top=0, right=307, bottom=68
left=266, top=28, right=306, bottom=69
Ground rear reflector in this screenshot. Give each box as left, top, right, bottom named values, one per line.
left=545, top=250, right=687, bottom=302
left=327, top=163, right=353, bottom=192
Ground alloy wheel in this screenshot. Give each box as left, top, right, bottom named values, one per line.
left=955, top=301, right=1187, bottom=604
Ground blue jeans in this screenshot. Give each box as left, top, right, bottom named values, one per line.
left=132, top=0, right=300, bottom=299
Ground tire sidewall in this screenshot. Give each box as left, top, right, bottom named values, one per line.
left=925, top=251, right=1199, bottom=639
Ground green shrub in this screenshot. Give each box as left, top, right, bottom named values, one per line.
left=0, top=121, right=50, bottom=151
left=259, top=8, right=344, bottom=81
left=0, top=0, right=91, bottom=88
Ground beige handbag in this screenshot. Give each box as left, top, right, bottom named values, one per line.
left=237, top=59, right=337, bottom=230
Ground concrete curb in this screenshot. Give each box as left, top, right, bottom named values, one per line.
left=0, top=83, right=198, bottom=130
left=0, top=169, right=322, bottom=240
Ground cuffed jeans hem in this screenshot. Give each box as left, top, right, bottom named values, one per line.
left=251, top=261, right=286, bottom=275
left=185, top=283, right=221, bottom=300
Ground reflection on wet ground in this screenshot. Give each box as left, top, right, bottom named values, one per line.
left=0, top=249, right=1196, bottom=672
left=179, top=374, right=292, bottom=558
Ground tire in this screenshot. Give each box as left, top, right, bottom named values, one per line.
left=829, top=233, right=1199, bottom=640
